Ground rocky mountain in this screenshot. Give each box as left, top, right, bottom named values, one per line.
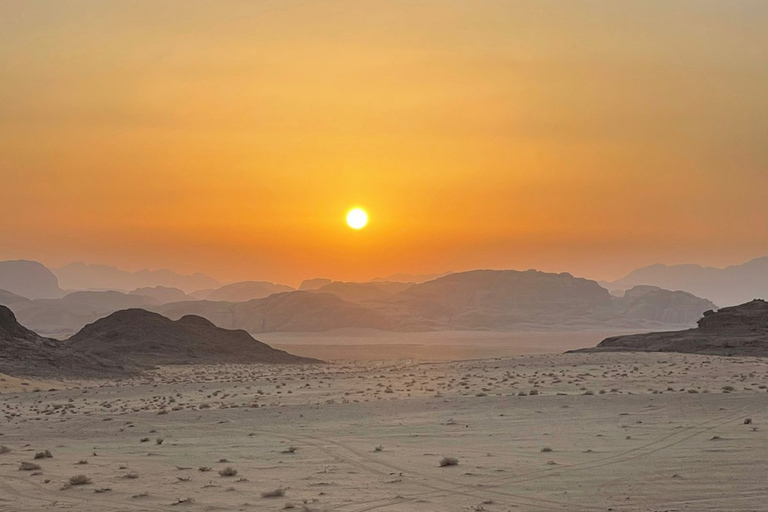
left=10, top=291, right=160, bottom=338
left=53, top=262, right=221, bottom=294
left=576, top=299, right=768, bottom=357
left=0, top=289, right=32, bottom=306
left=614, top=285, right=716, bottom=325
left=157, top=291, right=395, bottom=333
left=67, top=309, right=320, bottom=366
left=0, top=260, right=63, bottom=299
left=156, top=270, right=714, bottom=333
left=0, top=305, right=122, bottom=377
left=608, top=256, right=768, bottom=307
left=312, top=281, right=413, bottom=304
left=200, top=281, right=294, bottom=302
left=299, top=278, right=333, bottom=291
left=130, top=286, right=192, bottom=304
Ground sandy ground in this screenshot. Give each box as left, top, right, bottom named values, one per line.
left=1, top=352, right=767, bottom=511
left=264, top=329, right=640, bottom=361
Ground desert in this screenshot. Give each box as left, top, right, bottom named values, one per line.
left=2, top=341, right=767, bottom=511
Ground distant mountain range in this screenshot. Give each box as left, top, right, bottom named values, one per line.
left=154, top=270, right=714, bottom=334
left=53, top=262, right=221, bottom=294
left=606, top=257, right=768, bottom=307
left=0, top=305, right=319, bottom=378
left=575, top=299, right=768, bottom=357
left=8, top=257, right=766, bottom=336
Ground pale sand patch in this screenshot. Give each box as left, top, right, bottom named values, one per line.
left=0, top=352, right=766, bottom=511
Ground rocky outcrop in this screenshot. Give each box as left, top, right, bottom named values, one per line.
left=577, top=299, right=768, bottom=357
left=67, top=309, right=321, bottom=366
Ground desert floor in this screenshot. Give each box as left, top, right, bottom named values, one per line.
left=1, top=351, right=767, bottom=512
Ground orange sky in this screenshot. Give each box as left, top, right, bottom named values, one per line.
left=1, top=1, right=767, bottom=286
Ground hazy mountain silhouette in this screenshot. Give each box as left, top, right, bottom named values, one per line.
left=373, top=272, right=449, bottom=284
left=67, top=309, right=320, bottom=366
left=575, top=299, right=768, bottom=357
left=311, top=281, right=413, bottom=304
left=0, top=288, right=32, bottom=306
left=129, top=286, right=192, bottom=303
left=157, top=291, right=394, bottom=333
left=608, top=256, right=768, bottom=307
left=10, top=291, right=159, bottom=337
left=198, top=281, right=294, bottom=302
left=299, top=278, right=333, bottom=290
left=155, top=270, right=713, bottom=333
left=0, top=260, right=63, bottom=299
left=53, top=262, right=220, bottom=294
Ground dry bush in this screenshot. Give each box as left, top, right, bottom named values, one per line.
left=34, top=450, right=53, bottom=459
left=282, top=446, right=298, bottom=454
left=439, top=457, right=459, bottom=467
left=68, top=474, right=91, bottom=486
left=19, top=462, right=41, bottom=471
left=218, top=467, right=238, bottom=477
left=0, top=446, right=11, bottom=454
left=156, top=438, right=164, bottom=445
left=540, top=447, right=553, bottom=453
left=262, top=487, right=287, bottom=498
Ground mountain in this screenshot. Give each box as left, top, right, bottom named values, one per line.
left=609, top=256, right=768, bottom=307
left=0, top=289, right=31, bottom=306
left=0, top=305, right=122, bottom=377
left=155, top=270, right=714, bottom=333
left=201, top=281, right=294, bottom=302
left=388, top=270, right=617, bottom=329
left=53, top=262, right=221, bottom=294
left=614, top=285, right=716, bottom=325
left=10, top=291, right=159, bottom=338
left=67, top=309, right=320, bottom=366
left=299, top=278, right=333, bottom=291
left=576, top=299, right=768, bottom=357
left=373, top=272, right=449, bottom=284
left=312, top=281, right=413, bottom=304
left=130, top=286, right=192, bottom=303
left=0, top=260, right=63, bottom=299
left=157, top=291, right=395, bottom=333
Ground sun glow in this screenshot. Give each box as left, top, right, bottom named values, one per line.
left=346, top=208, right=369, bottom=230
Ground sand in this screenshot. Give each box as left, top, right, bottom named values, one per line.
left=1, top=351, right=767, bottom=511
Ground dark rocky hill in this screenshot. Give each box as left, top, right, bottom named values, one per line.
left=0, top=305, right=122, bottom=378
left=575, top=299, right=768, bottom=357
left=67, top=309, right=321, bottom=366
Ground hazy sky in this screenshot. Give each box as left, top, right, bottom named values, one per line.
left=2, top=1, right=767, bottom=286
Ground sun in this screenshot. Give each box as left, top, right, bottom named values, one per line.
left=346, top=208, right=368, bottom=230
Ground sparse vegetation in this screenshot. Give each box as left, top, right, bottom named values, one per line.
left=0, top=446, right=11, bottom=454
left=439, top=456, right=459, bottom=467
left=156, top=437, right=164, bottom=445
left=34, top=450, right=53, bottom=459
left=219, top=466, right=238, bottom=477
left=540, top=447, right=553, bottom=453
left=262, top=487, right=287, bottom=498
left=68, top=474, right=91, bottom=486
left=19, top=462, right=41, bottom=471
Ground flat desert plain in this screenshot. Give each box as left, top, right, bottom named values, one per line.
left=1, top=351, right=767, bottom=511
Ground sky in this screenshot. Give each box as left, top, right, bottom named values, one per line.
left=1, top=1, right=767, bottom=286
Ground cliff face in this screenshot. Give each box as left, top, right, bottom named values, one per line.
left=579, top=299, right=768, bottom=357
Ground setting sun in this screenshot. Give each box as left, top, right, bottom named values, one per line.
left=346, top=208, right=368, bottom=230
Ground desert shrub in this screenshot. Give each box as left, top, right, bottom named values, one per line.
left=219, top=467, right=238, bottom=477
left=439, top=457, right=459, bottom=467
left=262, top=487, right=287, bottom=498
left=34, top=450, right=53, bottom=459
left=68, top=475, right=91, bottom=486
left=156, top=438, right=164, bottom=445
left=282, top=446, right=297, bottom=454
left=19, top=462, right=41, bottom=471
left=0, top=446, right=11, bottom=454
left=540, top=447, right=553, bottom=453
